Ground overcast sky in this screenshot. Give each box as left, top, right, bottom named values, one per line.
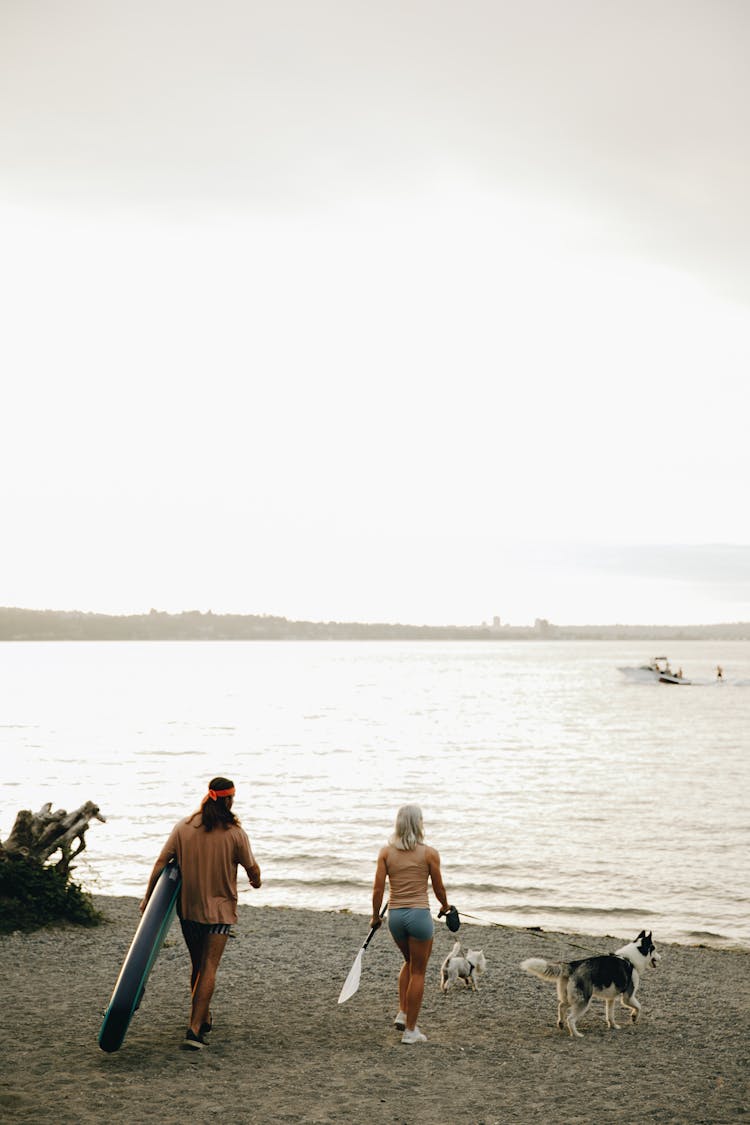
left=2, top=0, right=749, bottom=625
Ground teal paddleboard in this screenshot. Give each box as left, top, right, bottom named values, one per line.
left=98, top=861, right=181, bottom=1052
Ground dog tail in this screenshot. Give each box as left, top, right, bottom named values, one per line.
left=441, top=940, right=463, bottom=967
left=520, top=957, right=566, bottom=981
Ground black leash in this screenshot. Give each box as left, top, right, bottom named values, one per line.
left=455, top=909, right=600, bottom=954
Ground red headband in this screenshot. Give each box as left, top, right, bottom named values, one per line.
left=202, top=786, right=235, bottom=805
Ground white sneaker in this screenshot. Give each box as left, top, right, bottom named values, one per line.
left=394, top=1010, right=407, bottom=1031
left=401, top=1027, right=427, bottom=1044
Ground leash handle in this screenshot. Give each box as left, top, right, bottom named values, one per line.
left=442, top=905, right=460, bottom=932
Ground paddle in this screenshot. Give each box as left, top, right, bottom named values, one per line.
left=338, top=902, right=388, bottom=1004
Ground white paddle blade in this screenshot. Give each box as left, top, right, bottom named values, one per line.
left=338, top=949, right=364, bottom=1004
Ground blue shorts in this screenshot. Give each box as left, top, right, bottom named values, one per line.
left=388, top=907, right=434, bottom=943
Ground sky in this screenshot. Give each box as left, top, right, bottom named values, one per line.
left=1, top=0, right=749, bottom=626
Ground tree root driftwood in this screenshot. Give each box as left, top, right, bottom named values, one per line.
left=0, top=801, right=106, bottom=879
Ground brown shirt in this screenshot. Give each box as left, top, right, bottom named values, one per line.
left=380, top=842, right=431, bottom=909
left=152, top=813, right=257, bottom=924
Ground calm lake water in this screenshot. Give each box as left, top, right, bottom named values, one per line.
left=2, top=640, right=748, bottom=948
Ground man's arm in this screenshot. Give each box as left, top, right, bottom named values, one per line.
left=238, top=830, right=262, bottom=887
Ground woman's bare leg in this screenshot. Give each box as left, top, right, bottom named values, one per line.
left=404, top=937, right=433, bottom=1031
left=393, top=936, right=411, bottom=1014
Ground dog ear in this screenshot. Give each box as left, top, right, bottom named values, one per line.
left=636, top=930, right=646, bottom=940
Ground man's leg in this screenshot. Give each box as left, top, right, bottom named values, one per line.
left=189, top=933, right=228, bottom=1035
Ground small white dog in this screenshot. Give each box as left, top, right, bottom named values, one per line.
left=440, top=940, right=487, bottom=992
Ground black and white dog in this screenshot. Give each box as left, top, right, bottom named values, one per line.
left=520, top=930, right=660, bottom=1038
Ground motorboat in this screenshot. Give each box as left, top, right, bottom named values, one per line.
left=617, top=656, right=692, bottom=685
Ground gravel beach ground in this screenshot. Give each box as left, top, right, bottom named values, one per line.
left=1, top=897, right=748, bottom=1124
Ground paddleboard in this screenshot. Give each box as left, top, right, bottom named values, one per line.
left=98, top=860, right=181, bottom=1052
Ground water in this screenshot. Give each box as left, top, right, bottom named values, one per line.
left=1, top=639, right=748, bottom=948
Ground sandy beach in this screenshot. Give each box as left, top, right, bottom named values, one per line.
left=1, top=898, right=747, bottom=1125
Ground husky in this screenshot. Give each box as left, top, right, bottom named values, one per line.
left=440, top=940, right=487, bottom=992
left=520, top=930, right=660, bottom=1038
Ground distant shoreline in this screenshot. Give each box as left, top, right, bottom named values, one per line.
left=1, top=606, right=749, bottom=641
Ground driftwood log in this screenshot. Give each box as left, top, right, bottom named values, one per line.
left=1, top=801, right=106, bottom=878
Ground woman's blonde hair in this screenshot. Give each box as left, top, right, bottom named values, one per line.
left=389, top=804, right=425, bottom=851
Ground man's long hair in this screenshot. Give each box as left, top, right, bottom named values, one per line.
left=201, top=776, right=240, bottom=831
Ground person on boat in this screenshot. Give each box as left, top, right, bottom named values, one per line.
left=370, top=804, right=451, bottom=1044
left=141, top=776, right=261, bottom=1050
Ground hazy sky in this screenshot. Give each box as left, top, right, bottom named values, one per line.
left=2, top=0, right=749, bottom=625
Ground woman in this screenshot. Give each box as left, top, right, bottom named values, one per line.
left=141, top=776, right=261, bottom=1050
left=371, top=804, right=451, bottom=1044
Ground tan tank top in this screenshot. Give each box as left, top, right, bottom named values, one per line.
left=383, top=843, right=430, bottom=909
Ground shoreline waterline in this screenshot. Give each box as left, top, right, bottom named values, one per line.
left=85, top=893, right=750, bottom=955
